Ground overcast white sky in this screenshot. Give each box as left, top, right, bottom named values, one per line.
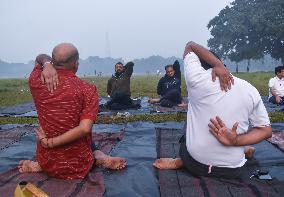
left=0, top=0, right=233, bottom=63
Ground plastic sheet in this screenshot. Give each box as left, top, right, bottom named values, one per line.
left=0, top=124, right=126, bottom=173
left=0, top=103, right=36, bottom=116
left=0, top=97, right=189, bottom=117
left=102, top=121, right=184, bottom=197
left=156, top=127, right=284, bottom=197
left=261, top=96, right=284, bottom=112
left=1, top=121, right=284, bottom=197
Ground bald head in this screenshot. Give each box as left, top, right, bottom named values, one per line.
left=52, top=43, right=79, bottom=70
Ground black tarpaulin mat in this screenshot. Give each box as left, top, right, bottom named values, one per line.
left=1, top=96, right=282, bottom=118
left=102, top=121, right=184, bottom=197
left=261, top=96, right=284, bottom=112
left=1, top=122, right=283, bottom=196
left=150, top=105, right=187, bottom=114
left=98, top=97, right=148, bottom=116
left=0, top=124, right=126, bottom=173
left=0, top=130, right=125, bottom=197
left=0, top=125, right=34, bottom=151
left=0, top=103, right=36, bottom=116
left=0, top=97, right=152, bottom=117
left=0, top=121, right=184, bottom=197
left=156, top=127, right=284, bottom=197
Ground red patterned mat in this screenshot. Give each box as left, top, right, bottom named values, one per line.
left=267, top=131, right=284, bottom=152
left=0, top=126, right=124, bottom=197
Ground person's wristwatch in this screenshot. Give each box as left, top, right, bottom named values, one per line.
left=41, top=61, right=52, bottom=69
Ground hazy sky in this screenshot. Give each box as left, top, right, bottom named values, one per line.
left=0, top=0, right=233, bottom=63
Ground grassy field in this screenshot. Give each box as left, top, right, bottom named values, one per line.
left=0, top=72, right=274, bottom=107
left=0, top=71, right=283, bottom=124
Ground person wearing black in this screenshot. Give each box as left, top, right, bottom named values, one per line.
left=105, top=61, right=139, bottom=110
left=149, top=60, right=183, bottom=107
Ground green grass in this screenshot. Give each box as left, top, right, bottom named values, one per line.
left=0, top=72, right=273, bottom=107
left=0, top=79, right=32, bottom=107
left=0, top=113, right=187, bottom=125
left=0, top=72, right=283, bottom=125
left=234, top=72, right=274, bottom=96
left=0, top=111, right=283, bottom=125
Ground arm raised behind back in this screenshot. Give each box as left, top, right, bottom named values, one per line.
left=183, top=41, right=233, bottom=91
left=36, top=119, right=94, bottom=148
left=35, top=54, right=59, bottom=93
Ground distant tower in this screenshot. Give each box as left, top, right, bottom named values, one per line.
left=105, top=32, right=111, bottom=58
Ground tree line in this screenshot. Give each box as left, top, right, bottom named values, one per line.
left=208, top=0, right=284, bottom=72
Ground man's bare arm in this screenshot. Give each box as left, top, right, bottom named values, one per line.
left=107, top=79, right=112, bottom=96
left=35, top=54, right=59, bottom=92
left=183, top=41, right=234, bottom=91
left=235, top=126, right=272, bottom=146
left=208, top=116, right=272, bottom=146
left=35, top=54, right=52, bottom=66
left=270, top=87, right=282, bottom=103
left=36, top=119, right=94, bottom=148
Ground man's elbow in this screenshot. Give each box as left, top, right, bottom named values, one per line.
left=79, top=120, right=94, bottom=135
left=184, top=41, right=197, bottom=58
left=35, top=53, right=50, bottom=61
left=264, top=126, right=272, bottom=139
left=186, top=41, right=196, bottom=47
left=128, top=61, right=134, bottom=66
left=81, top=127, right=92, bottom=135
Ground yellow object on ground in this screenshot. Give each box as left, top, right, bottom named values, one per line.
left=14, top=181, right=49, bottom=197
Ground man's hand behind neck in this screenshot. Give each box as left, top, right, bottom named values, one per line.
left=183, top=41, right=234, bottom=91
left=41, top=62, right=59, bottom=93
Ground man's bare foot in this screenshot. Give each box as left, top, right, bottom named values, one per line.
left=177, top=102, right=188, bottom=107
left=153, top=158, right=183, bottom=170
left=148, top=98, right=160, bottom=104
left=245, top=146, right=255, bottom=159
left=94, top=150, right=127, bottom=170
left=18, top=160, right=42, bottom=173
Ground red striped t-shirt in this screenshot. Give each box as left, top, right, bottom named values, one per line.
left=29, top=64, right=98, bottom=179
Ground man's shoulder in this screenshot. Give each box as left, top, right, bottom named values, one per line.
left=184, top=52, right=199, bottom=63
left=234, top=77, right=260, bottom=97
left=108, top=75, right=115, bottom=81
left=269, top=77, right=276, bottom=81
left=268, top=77, right=277, bottom=86
left=67, top=76, right=97, bottom=91
left=159, top=75, right=168, bottom=83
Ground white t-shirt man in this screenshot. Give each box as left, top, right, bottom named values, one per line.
left=184, top=52, right=270, bottom=168
left=268, top=76, right=284, bottom=99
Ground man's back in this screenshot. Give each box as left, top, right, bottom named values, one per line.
left=184, top=52, right=270, bottom=168
left=29, top=64, right=98, bottom=179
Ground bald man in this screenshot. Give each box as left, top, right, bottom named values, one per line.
left=18, top=43, right=126, bottom=180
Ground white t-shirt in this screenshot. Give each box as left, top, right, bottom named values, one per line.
left=184, top=52, right=270, bottom=168
left=268, top=76, right=284, bottom=98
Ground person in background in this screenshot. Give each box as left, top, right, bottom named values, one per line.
left=105, top=62, right=140, bottom=110
left=268, top=66, right=284, bottom=105
left=149, top=60, right=184, bottom=107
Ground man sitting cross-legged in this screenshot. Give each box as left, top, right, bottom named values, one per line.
left=18, top=43, right=126, bottom=180
left=153, top=41, right=272, bottom=179
left=268, top=66, right=284, bottom=105
left=105, top=61, right=139, bottom=110
left=149, top=60, right=185, bottom=108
